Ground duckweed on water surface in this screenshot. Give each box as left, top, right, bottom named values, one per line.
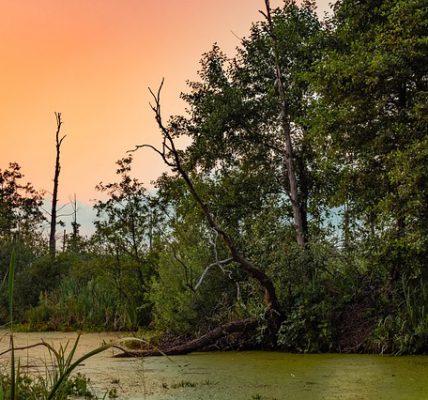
left=129, top=351, right=428, bottom=400
left=2, top=333, right=428, bottom=400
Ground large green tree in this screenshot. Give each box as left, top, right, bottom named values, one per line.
left=171, top=0, right=326, bottom=256
left=145, top=0, right=331, bottom=345
left=313, top=0, right=428, bottom=281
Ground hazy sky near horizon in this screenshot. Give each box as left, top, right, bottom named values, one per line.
left=1, top=0, right=332, bottom=212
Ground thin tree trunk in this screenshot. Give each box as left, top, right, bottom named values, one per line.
left=262, top=0, right=306, bottom=247
left=296, top=149, right=310, bottom=243
left=69, top=193, right=81, bottom=252
left=49, top=112, right=66, bottom=256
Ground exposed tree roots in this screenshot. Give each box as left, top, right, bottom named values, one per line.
left=337, top=302, right=375, bottom=353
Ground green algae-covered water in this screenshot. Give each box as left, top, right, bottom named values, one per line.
left=2, top=332, right=428, bottom=399
left=132, top=351, right=428, bottom=400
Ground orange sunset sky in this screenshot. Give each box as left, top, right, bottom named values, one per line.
left=1, top=0, right=331, bottom=225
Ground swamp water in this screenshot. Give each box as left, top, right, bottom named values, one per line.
left=1, top=331, right=428, bottom=399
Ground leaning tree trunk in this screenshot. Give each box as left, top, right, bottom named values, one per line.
left=128, top=81, right=284, bottom=355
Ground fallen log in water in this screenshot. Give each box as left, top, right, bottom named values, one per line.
left=113, top=318, right=258, bottom=358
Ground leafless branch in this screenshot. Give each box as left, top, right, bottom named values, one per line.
left=0, top=341, right=56, bottom=358
left=57, top=203, right=69, bottom=212
left=41, top=206, right=51, bottom=216
left=56, top=212, right=75, bottom=218
left=194, top=257, right=234, bottom=290
left=128, top=144, right=175, bottom=167
left=230, top=30, right=243, bottom=41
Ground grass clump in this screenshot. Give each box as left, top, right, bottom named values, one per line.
left=0, top=371, right=95, bottom=400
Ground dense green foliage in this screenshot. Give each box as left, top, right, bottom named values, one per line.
left=1, top=0, right=427, bottom=354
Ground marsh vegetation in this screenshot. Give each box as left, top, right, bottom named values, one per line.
left=0, top=0, right=428, bottom=397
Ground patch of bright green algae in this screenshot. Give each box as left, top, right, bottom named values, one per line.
left=130, top=351, right=428, bottom=400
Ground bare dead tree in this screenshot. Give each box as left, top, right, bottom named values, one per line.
left=131, top=80, right=282, bottom=323
left=49, top=112, right=66, bottom=256
left=71, top=194, right=80, bottom=243
left=261, top=0, right=307, bottom=247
